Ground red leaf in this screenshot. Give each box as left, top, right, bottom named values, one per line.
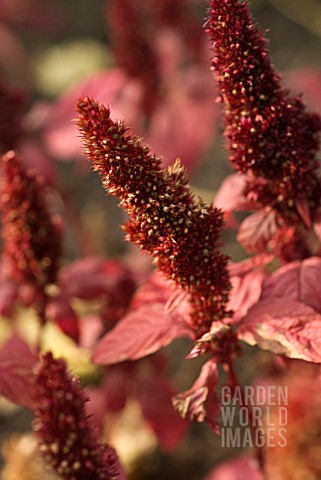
left=137, top=377, right=188, bottom=450
left=59, top=257, right=113, bottom=300
left=227, top=257, right=269, bottom=323
left=103, top=366, right=129, bottom=412
left=0, top=335, right=38, bottom=409
left=59, top=257, right=135, bottom=302
left=260, top=257, right=321, bottom=314
left=79, top=315, right=104, bottom=349
left=214, top=174, right=250, bottom=213
left=92, top=302, right=192, bottom=365
left=203, top=455, right=264, bottom=480
left=172, top=359, right=220, bottom=432
left=239, top=299, right=321, bottom=362
left=237, top=210, right=283, bottom=253
left=130, top=271, right=180, bottom=308
left=46, top=297, right=79, bottom=343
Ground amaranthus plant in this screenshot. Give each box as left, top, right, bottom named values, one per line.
left=1, top=1, right=321, bottom=479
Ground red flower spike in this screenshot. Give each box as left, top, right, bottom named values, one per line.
left=106, top=0, right=160, bottom=115
left=76, top=97, right=231, bottom=337
left=0, top=151, right=62, bottom=291
left=205, top=0, right=321, bottom=220
left=33, top=352, right=121, bottom=480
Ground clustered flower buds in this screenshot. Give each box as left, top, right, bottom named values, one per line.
left=0, top=151, right=62, bottom=291
left=33, top=352, right=120, bottom=480
left=205, top=0, right=321, bottom=222
left=76, top=97, right=231, bottom=336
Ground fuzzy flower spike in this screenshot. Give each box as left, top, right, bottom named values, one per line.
left=76, top=97, right=231, bottom=338
left=0, top=151, right=62, bottom=305
left=205, top=0, right=321, bottom=224
left=33, top=352, right=121, bottom=479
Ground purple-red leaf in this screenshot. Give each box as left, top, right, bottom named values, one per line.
left=137, top=377, right=188, bottom=450
left=239, top=299, right=321, bottom=362
left=172, top=359, right=220, bottom=432
left=47, top=298, right=80, bottom=343
left=227, top=257, right=269, bottom=323
left=92, top=303, right=192, bottom=365
left=130, top=271, right=181, bottom=309
left=59, top=257, right=114, bottom=300
left=214, top=173, right=252, bottom=213
left=260, top=256, right=321, bottom=314
left=0, top=335, right=38, bottom=409
left=92, top=272, right=192, bottom=364
left=237, top=209, right=283, bottom=253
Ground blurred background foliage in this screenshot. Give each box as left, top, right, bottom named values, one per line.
left=0, top=0, right=321, bottom=479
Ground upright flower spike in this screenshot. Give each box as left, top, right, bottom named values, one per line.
left=205, top=0, right=321, bottom=221
left=33, top=352, right=121, bottom=480
left=106, top=0, right=160, bottom=115
left=0, top=151, right=62, bottom=291
left=76, top=97, right=231, bottom=336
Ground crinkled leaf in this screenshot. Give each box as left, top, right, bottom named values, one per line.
left=261, top=257, right=321, bottom=314
left=187, top=323, right=240, bottom=361
left=227, top=257, right=269, bottom=323
left=237, top=210, right=283, bottom=253
left=172, top=359, right=220, bottom=432
left=239, top=299, right=321, bottom=362
left=137, top=377, right=188, bottom=450
left=0, top=335, right=38, bottom=409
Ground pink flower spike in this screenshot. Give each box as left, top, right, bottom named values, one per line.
left=33, top=352, right=123, bottom=479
